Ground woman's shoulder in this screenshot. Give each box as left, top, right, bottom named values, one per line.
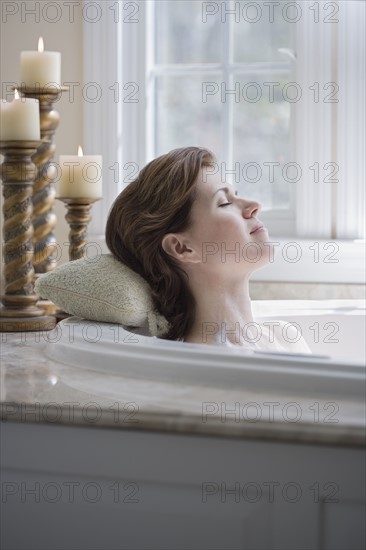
left=259, top=320, right=313, bottom=354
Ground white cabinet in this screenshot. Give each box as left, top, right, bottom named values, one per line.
left=1, top=422, right=365, bottom=549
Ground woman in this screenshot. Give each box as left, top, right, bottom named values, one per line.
left=106, top=146, right=312, bottom=354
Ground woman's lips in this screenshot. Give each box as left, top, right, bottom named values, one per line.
left=250, top=225, right=266, bottom=234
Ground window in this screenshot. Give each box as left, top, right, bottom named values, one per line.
left=83, top=0, right=365, bottom=282
left=146, top=0, right=295, bottom=236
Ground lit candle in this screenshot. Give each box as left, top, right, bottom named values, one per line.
left=20, top=37, right=61, bottom=88
left=0, top=89, right=40, bottom=141
left=58, top=146, right=103, bottom=199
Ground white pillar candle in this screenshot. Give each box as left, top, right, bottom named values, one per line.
left=0, top=90, right=40, bottom=141
left=58, top=146, right=103, bottom=199
left=20, top=37, right=61, bottom=88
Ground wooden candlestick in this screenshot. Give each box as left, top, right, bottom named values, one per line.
left=16, top=86, right=68, bottom=274
left=58, top=197, right=101, bottom=261
left=0, top=141, right=56, bottom=332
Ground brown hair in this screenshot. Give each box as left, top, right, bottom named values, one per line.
left=105, top=146, right=216, bottom=341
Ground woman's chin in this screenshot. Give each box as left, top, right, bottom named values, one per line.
left=240, top=238, right=272, bottom=263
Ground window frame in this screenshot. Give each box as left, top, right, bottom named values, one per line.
left=146, top=0, right=297, bottom=237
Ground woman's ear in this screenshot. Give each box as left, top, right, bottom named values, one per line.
left=161, top=233, right=201, bottom=264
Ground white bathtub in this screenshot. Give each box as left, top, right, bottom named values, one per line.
left=44, top=299, right=365, bottom=400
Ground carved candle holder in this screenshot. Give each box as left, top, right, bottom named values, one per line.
left=58, top=197, right=101, bottom=261
left=16, top=86, right=68, bottom=274
left=0, top=141, right=56, bottom=332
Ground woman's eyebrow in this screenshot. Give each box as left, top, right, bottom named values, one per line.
left=212, top=186, right=237, bottom=198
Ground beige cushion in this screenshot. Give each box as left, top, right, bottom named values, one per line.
left=34, top=254, right=171, bottom=337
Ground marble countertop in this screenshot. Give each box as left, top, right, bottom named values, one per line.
left=1, top=331, right=365, bottom=447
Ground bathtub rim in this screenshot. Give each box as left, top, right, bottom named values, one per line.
left=44, top=305, right=366, bottom=400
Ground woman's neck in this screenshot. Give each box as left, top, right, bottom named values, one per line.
left=184, top=276, right=257, bottom=346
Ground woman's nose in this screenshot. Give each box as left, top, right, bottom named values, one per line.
left=241, top=199, right=261, bottom=218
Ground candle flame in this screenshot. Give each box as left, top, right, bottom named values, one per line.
left=38, top=37, right=44, bottom=53
left=14, top=89, right=19, bottom=100
left=78, top=146, right=83, bottom=157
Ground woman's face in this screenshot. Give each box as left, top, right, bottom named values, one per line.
left=183, top=167, right=273, bottom=276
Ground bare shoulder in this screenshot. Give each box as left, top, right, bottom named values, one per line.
left=263, top=320, right=313, bottom=355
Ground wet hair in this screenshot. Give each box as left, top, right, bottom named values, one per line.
left=105, top=146, right=216, bottom=340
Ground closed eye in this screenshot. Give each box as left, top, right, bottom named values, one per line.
left=219, top=202, right=232, bottom=207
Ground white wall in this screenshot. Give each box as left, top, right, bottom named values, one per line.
left=0, top=0, right=84, bottom=284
